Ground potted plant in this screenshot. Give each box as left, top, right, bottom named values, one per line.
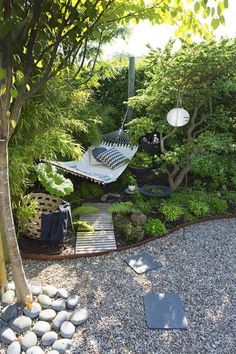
left=129, top=152, right=153, bottom=177
left=128, top=175, right=137, bottom=192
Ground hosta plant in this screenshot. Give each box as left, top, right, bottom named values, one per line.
left=35, top=163, right=73, bottom=197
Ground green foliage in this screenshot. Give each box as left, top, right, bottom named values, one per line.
left=16, top=196, right=38, bottom=236
left=188, top=200, right=209, bottom=217
left=74, top=221, right=94, bottom=232
left=159, top=202, right=185, bottom=221
left=207, top=195, right=228, bottom=214
left=108, top=201, right=136, bottom=215
left=144, top=218, right=167, bottom=237
left=77, top=181, right=103, bottom=200
left=130, top=152, right=153, bottom=168
left=72, top=206, right=99, bottom=218
left=114, top=214, right=143, bottom=243
left=35, top=163, right=73, bottom=197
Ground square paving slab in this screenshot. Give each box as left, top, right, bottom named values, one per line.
left=124, top=252, right=162, bottom=274
left=144, top=293, right=188, bottom=329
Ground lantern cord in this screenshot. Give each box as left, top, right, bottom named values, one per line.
left=176, top=90, right=183, bottom=108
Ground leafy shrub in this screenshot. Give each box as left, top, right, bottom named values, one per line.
left=78, top=181, right=103, bottom=200
left=35, top=163, right=73, bottom=197
left=188, top=200, right=209, bottom=217
left=114, top=214, right=144, bottom=243
left=74, top=220, right=94, bottom=232
left=108, top=201, right=136, bottom=215
left=72, top=205, right=99, bottom=218
left=207, top=195, right=228, bottom=214
left=159, top=202, right=185, bottom=221
left=144, top=218, right=166, bottom=237
left=16, top=196, right=39, bottom=236
left=231, top=176, right=236, bottom=190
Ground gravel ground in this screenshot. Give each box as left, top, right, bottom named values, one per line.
left=6, top=219, right=236, bottom=353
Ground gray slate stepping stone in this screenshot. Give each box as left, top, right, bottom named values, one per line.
left=57, top=288, right=69, bottom=299
left=24, top=302, right=42, bottom=319
left=52, top=311, right=69, bottom=330
left=32, top=321, right=51, bottom=337
left=52, top=339, right=72, bottom=353
left=21, top=331, right=38, bottom=350
left=2, top=305, right=18, bottom=322
left=38, top=294, right=52, bottom=308
left=2, top=290, right=15, bottom=305
left=26, top=346, right=44, bottom=354
left=70, top=308, right=90, bottom=325
left=43, top=285, right=58, bottom=298
left=30, top=286, right=42, bottom=297
left=60, top=321, right=75, bottom=338
left=6, top=340, right=21, bottom=354
left=51, top=298, right=66, bottom=312
left=39, top=309, right=56, bottom=321
left=124, top=252, right=162, bottom=274
left=9, top=315, right=32, bottom=333
left=66, top=295, right=79, bottom=309
left=143, top=293, right=188, bottom=329
left=0, top=326, right=16, bottom=344
left=41, top=331, right=58, bottom=346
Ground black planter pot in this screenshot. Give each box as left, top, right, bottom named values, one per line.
left=129, top=166, right=152, bottom=177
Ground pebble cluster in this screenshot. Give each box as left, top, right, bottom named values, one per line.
left=0, top=284, right=90, bottom=354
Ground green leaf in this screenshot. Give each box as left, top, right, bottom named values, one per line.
left=26, top=84, right=30, bottom=91
left=194, top=1, right=200, bottom=13
left=0, top=84, right=6, bottom=95
left=11, top=120, right=16, bottom=129
left=0, top=68, right=6, bottom=80
left=211, top=18, right=220, bottom=30
left=10, top=88, right=18, bottom=98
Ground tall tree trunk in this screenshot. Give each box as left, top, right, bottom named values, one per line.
left=0, top=231, right=7, bottom=293
left=0, top=139, right=31, bottom=303
left=168, top=165, right=191, bottom=192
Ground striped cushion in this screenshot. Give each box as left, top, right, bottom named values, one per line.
left=96, top=148, right=129, bottom=169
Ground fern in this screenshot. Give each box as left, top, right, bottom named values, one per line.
left=108, top=201, right=136, bottom=215
left=74, top=221, right=94, bottom=232
left=72, top=205, right=99, bottom=217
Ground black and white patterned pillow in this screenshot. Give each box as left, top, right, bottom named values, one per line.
left=95, top=148, right=129, bottom=169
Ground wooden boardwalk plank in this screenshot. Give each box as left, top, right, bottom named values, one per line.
left=76, top=202, right=116, bottom=254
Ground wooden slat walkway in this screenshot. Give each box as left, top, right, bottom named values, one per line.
left=76, top=203, right=117, bottom=254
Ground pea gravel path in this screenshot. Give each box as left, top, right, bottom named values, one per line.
left=11, top=219, right=236, bottom=353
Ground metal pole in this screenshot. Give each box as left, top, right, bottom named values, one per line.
left=127, top=56, right=135, bottom=121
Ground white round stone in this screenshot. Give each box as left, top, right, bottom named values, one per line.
left=48, top=351, right=60, bottom=354
left=32, top=321, right=51, bottom=337
left=52, top=311, right=69, bottom=330
left=43, top=285, right=58, bottom=298
left=0, top=326, right=16, bottom=344
left=26, top=346, right=44, bottom=354
left=37, top=294, right=52, bottom=309
left=9, top=315, right=32, bottom=333
left=6, top=340, right=21, bottom=354
left=51, top=298, right=66, bottom=312
left=23, top=302, right=41, bottom=319
left=69, top=308, right=90, bottom=325
left=39, top=309, right=56, bottom=321
left=21, top=331, right=38, bottom=351
left=41, top=331, right=58, bottom=346
left=60, top=321, right=75, bottom=339
left=2, top=290, right=15, bottom=305
left=52, top=339, right=72, bottom=353
left=30, top=285, right=42, bottom=297
left=57, top=288, right=69, bottom=299
left=7, top=281, right=15, bottom=291
left=66, top=294, right=79, bottom=309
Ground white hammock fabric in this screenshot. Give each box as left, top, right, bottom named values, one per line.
left=49, top=143, right=138, bottom=184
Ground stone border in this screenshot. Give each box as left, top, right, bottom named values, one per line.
left=21, top=213, right=236, bottom=261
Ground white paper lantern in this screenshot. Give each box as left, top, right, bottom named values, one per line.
left=167, top=108, right=190, bottom=127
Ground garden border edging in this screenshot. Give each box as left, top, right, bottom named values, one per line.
left=21, top=213, right=236, bottom=261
